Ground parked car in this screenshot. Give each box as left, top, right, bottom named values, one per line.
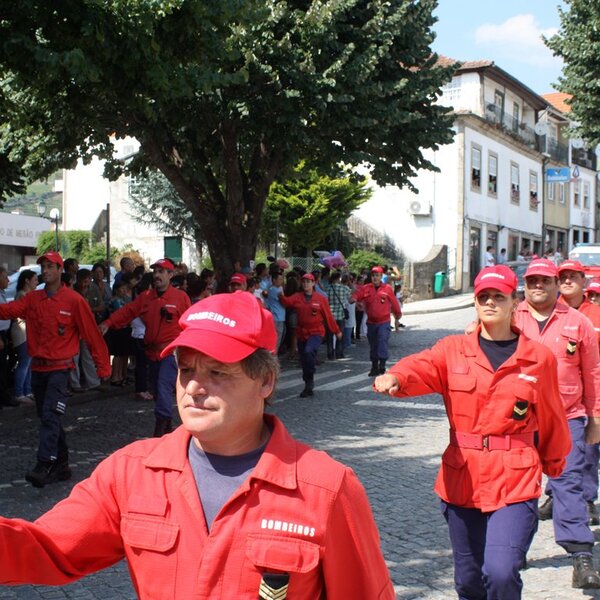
left=5, top=264, right=117, bottom=301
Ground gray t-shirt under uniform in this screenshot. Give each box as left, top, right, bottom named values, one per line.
left=188, top=437, right=267, bottom=531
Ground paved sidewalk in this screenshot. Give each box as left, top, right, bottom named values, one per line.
left=402, top=292, right=474, bottom=316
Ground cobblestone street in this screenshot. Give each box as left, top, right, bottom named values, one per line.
left=1, top=305, right=600, bottom=599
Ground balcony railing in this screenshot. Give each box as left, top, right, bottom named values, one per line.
left=541, top=137, right=569, bottom=164
left=484, top=104, right=536, bottom=148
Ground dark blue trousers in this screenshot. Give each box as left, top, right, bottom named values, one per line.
left=148, top=354, right=178, bottom=419
left=583, top=442, right=599, bottom=503
left=367, top=322, right=391, bottom=361
left=442, top=499, right=538, bottom=600
left=31, top=370, right=70, bottom=463
left=546, top=417, right=595, bottom=552
left=298, top=335, right=322, bottom=380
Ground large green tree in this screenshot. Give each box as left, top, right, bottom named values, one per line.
left=546, top=1, right=600, bottom=143
left=1, top=0, right=455, bottom=272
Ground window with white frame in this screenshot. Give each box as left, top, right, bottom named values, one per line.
left=441, top=76, right=462, bottom=105
left=559, top=183, right=565, bottom=204
left=584, top=181, right=590, bottom=209
left=547, top=181, right=555, bottom=202
left=471, top=145, right=481, bottom=192
left=513, top=102, right=520, bottom=132
left=488, top=153, right=498, bottom=195
left=510, top=163, right=520, bottom=204
left=573, top=180, right=581, bottom=207
left=529, top=171, right=539, bottom=211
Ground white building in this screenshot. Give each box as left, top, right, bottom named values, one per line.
left=355, top=59, right=591, bottom=292
left=62, top=137, right=199, bottom=268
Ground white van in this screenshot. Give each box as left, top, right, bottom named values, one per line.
left=568, top=244, right=600, bottom=279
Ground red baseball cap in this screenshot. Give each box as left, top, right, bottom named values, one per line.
left=150, top=258, right=175, bottom=271
left=37, top=251, right=64, bottom=268
left=160, top=291, right=277, bottom=362
left=587, top=281, right=600, bottom=295
left=371, top=266, right=384, bottom=273
left=474, top=266, right=518, bottom=296
left=230, top=273, right=247, bottom=285
left=301, top=273, right=315, bottom=281
left=558, top=260, right=585, bottom=274
left=525, top=258, right=558, bottom=279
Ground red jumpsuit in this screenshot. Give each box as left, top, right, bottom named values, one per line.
left=0, top=415, right=395, bottom=600
left=279, top=292, right=340, bottom=340
left=0, top=286, right=110, bottom=376
left=353, top=283, right=401, bottom=325
left=104, top=286, right=191, bottom=360
left=387, top=327, right=570, bottom=512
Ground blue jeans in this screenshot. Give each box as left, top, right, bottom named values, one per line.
left=148, top=354, right=178, bottom=419
left=14, top=342, right=32, bottom=397
left=298, top=336, right=322, bottom=380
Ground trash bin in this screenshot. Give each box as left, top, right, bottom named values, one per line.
left=433, top=271, right=446, bottom=294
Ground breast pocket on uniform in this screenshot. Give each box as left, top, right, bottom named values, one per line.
left=241, top=534, right=321, bottom=597
left=447, top=374, right=477, bottom=417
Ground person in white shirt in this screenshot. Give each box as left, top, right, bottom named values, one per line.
left=484, top=246, right=496, bottom=267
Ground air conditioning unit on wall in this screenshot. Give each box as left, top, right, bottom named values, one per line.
left=408, top=200, right=432, bottom=216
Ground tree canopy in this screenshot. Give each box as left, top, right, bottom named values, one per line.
left=546, top=0, right=600, bottom=143
left=1, top=0, right=455, bottom=271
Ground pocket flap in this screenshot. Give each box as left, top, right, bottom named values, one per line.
left=448, top=375, right=476, bottom=392
left=246, top=535, right=319, bottom=573
left=503, top=448, right=537, bottom=469
left=121, top=515, right=179, bottom=552
left=514, top=383, right=534, bottom=402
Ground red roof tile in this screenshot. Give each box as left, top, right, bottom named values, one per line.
left=542, top=92, right=572, bottom=113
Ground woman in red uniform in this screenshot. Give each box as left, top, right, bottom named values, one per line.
left=374, top=265, right=571, bottom=599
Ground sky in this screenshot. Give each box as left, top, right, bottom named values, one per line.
left=432, top=0, right=567, bottom=95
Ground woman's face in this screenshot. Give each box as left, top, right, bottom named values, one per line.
left=26, top=274, right=38, bottom=291
left=474, top=288, right=516, bottom=328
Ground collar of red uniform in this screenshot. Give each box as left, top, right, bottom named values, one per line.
left=516, top=298, right=568, bottom=316
left=143, top=414, right=297, bottom=490
left=463, top=323, right=536, bottom=363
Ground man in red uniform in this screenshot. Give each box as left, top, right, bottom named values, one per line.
left=0, top=291, right=395, bottom=600
left=514, top=258, right=600, bottom=587
left=538, top=260, right=600, bottom=527
left=279, top=273, right=341, bottom=397
left=0, top=252, right=110, bottom=488
left=353, top=266, right=401, bottom=376
left=100, top=258, right=191, bottom=436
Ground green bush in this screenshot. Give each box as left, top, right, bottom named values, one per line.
left=347, top=249, right=389, bottom=274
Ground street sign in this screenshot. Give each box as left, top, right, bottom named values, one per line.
left=572, top=165, right=580, bottom=180
left=546, top=167, right=570, bottom=183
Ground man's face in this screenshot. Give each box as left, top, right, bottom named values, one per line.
left=525, top=275, right=559, bottom=311
left=92, top=266, right=105, bottom=282
left=67, top=261, right=79, bottom=275
left=153, top=267, right=172, bottom=292
left=272, top=274, right=283, bottom=288
left=559, top=270, right=586, bottom=302
left=301, top=278, right=314, bottom=293
left=40, top=259, right=62, bottom=286
left=0, top=270, right=8, bottom=290
left=371, top=272, right=382, bottom=285
left=176, top=349, right=274, bottom=454
left=588, top=292, right=600, bottom=306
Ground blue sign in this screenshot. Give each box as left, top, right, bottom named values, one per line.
left=546, top=167, right=570, bottom=183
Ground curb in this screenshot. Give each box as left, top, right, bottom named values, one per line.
left=403, top=300, right=474, bottom=316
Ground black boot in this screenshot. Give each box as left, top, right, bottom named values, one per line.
left=538, top=496, right=553, bottom=521
left=572, top=554, right=600, bottom=589
left=25, top=460, right=72, bottom=488
left=588, top=501, right=600, bottom=526
left=153, top=417, right=173, bottom=437
left=378, top=359, right=386, bottom=375
left=299, top=376, right=314, bottom=398
left=368, top=361, right=379, bottom=376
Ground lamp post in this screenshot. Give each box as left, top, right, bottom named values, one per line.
left=49, top=208, right=60, bottom=252
left=37, top=200, right=46, bottom=219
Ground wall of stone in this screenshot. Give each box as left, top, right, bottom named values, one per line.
left=405, top=245, right=448, bottom=301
